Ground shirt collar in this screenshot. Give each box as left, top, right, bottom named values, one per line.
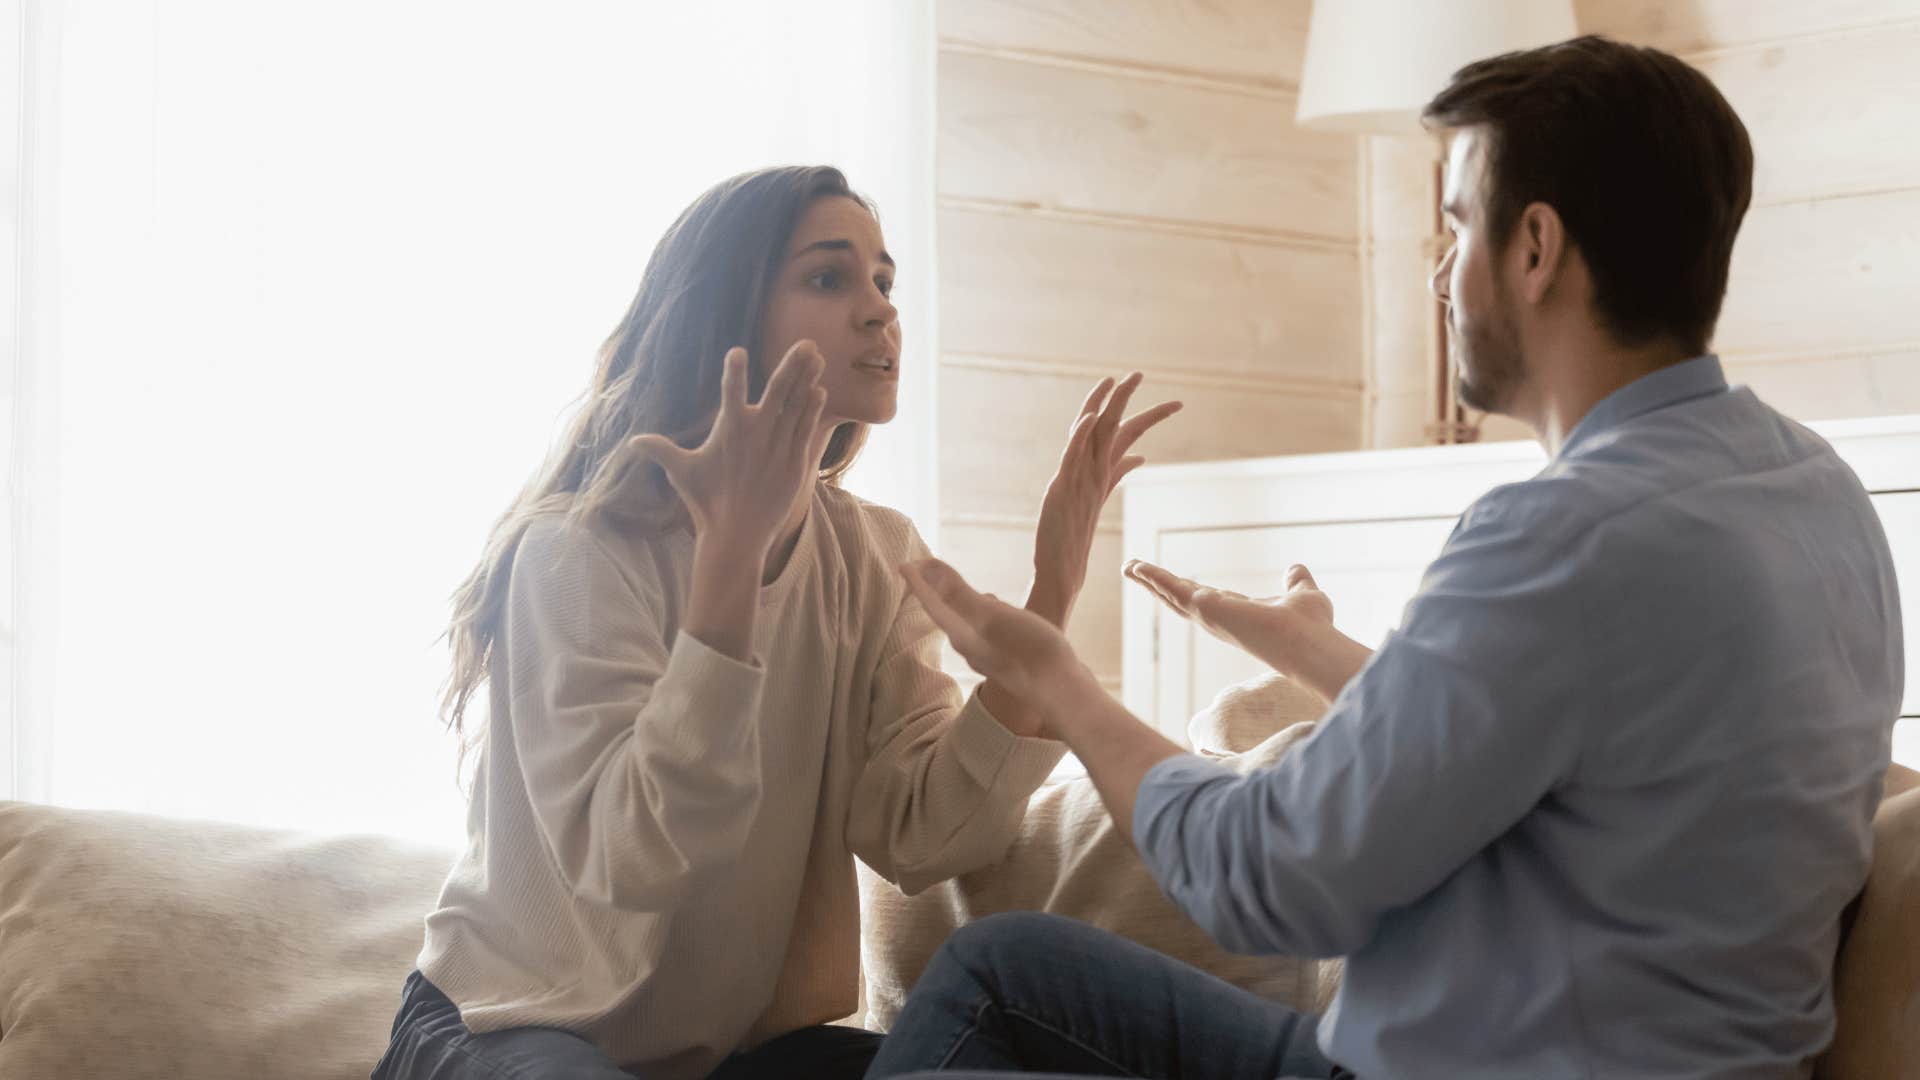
left=1557, top=354, right=1728, bottom=460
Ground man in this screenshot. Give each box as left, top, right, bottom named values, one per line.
left=864, top=35, right=1906, bottom=1080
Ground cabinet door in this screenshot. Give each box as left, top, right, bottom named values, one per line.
left=1150, top=516, right=1458, bottom=737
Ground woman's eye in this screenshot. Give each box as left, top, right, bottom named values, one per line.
left=807, top=269, right=840, bottom=290
left=875, top=277, right=894, bottom=298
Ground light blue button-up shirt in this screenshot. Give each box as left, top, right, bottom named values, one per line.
left=1135, top=355, right=1904, bottom=1079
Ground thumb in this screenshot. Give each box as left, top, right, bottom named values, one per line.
left=625, top=434, right=692, bottom=494
left=900, top=558, right=993, bottom=657
left=1286, top=564, right=1319, bottom=591
left=905, top=557, right=984, bottom=612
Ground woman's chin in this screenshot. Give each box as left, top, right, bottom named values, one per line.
left=837, top=388, right=899, bottom=426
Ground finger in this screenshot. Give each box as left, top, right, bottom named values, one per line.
left=627, top=434, right=691, bottom=493
left=1127, top=559, right=1201, bottom=609
left=1129, top=567, right=1194, bottom=622
left=627, top=432, right=687, bottom=465
left=769, top=354, right=820, bottom=449
left=1106, top=455, right=1147, bottom=496
left=785, top=340, right=826, bottom=407
left=766, top=345, right=826, bottom=450
left=715, top=348, right=749, bottom=428
left=788, top=386, right=828, bottom=458
left=1093, top=372, right=1144, bottom=457
left=900, top=559, right=995, bottom=659
left=1124, top=559, right=1196, bottom=616
left=1058, top=409, right=1098, bottom=467
left=1071, top=377, right=1116, bottom=436
left=761, top=339, right=819, bottom=409
left=1110, top=400, right=1184, bottom=460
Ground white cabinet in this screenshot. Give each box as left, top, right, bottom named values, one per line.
left=1122, top=416, right=1920, bottom=763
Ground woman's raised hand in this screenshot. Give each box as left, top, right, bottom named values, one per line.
left=1030, top=372, right=1182, bottom=625
left=629, top=342, right=828, bottom=560
left=899, top=557, right=1103, bottom=734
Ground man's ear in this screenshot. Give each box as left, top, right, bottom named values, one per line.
left=1516, top=201, right=1568, bottom=306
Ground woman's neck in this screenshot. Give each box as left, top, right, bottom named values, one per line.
left=762, top=422, right=838, bottom=585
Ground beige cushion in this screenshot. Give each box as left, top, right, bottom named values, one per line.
left=0, top=800, right=453, bottom=1080
left=1817, top=785, right=1920, bottom=1079
left=860, top=672, right=1332, bottom=1029
left=1186, top=672, right=1327, bottom=757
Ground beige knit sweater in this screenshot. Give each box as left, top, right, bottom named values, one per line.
left=415, top=482, right=1064, bottom=1077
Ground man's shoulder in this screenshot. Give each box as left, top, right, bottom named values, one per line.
left=1457, top=470, right=1607, bottom=550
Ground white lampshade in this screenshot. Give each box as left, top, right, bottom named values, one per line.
left=1296, top=0, right=1578, bottom=134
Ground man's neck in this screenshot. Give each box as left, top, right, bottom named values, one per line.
left=1515, top=337, right=1694, bottom=455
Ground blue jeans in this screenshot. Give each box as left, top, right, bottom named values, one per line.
left=863, top=912, right=1346, bottom=1080
left=372, top=970, right=883, bottom=1080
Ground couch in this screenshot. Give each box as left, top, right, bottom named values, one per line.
left=2, top=677, right=1915, bottom=1079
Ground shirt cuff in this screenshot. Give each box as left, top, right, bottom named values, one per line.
left=644, top=630, right=769, bottom=761
left=951, top=689, right=1069, bottom=797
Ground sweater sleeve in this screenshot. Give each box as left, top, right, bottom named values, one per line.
left=499, top=519, right=766, bottom=912
left=846, top=526, right=1065, bottom=895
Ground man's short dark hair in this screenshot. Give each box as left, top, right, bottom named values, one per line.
left=1422, top=35, right=1754, bottom=356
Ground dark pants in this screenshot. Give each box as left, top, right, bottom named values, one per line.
left=372, top=970, right=883, bottom=1080
left=863, top=912, right=1347, bottom=1080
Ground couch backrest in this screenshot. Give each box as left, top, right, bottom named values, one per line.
left=0, top=800, right=455, bottom=1080
left=1817, top=785, right=1920, bottom=1079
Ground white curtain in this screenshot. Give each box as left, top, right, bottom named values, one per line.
left=5, top=0, right=938, bottom=845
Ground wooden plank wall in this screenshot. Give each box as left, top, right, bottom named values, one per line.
left=1371, top=0, right=1920, bottom=448
left=933, top=0, right=1365, bottom=692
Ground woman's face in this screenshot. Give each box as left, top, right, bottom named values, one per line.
left=759, top=195, right=901, bottom=427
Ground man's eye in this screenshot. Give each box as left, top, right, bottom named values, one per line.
left=876, top=277, right=894, bottom=298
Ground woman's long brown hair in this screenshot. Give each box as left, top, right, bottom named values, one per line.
left=441, top=165, right=872, bottom=781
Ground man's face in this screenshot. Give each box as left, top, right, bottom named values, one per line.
left=1431, top=129, right=1525, bottom=415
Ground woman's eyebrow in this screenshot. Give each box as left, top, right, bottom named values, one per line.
left=791, top=239, right=895, bottom=267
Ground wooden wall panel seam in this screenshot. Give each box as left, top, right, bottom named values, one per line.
left=943, top=510, right=1124, bottom=536
left=1721, top=340, right=1920, bottom=368
left=944, top=351, right=1366, bottom=400
left=936, top=195, right=1357, bottom=252
left=1750, top=181, right=1920, bottom=212
left=1675, top=14, right=1920, bottom=64
left=935, top=38, right=1298, bottom=99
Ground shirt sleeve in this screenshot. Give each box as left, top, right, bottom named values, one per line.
left=846, top=528, right=1066, bottom=895
left=1133, top=484, right=1600, bottom=957
left=500, top=520, right=766, bottom=912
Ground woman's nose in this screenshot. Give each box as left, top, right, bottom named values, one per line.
left=862, top=289, right=899, bottom=328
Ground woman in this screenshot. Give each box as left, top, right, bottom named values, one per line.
left=370, top=165, right=1179, bottom=1080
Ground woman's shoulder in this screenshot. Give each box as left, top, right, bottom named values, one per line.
left=816, top=484, right=928, bottom=565
left=513, top=508, right=683, bottom=602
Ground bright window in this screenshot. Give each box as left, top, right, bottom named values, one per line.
left=7, top=0, right=935, bottom=844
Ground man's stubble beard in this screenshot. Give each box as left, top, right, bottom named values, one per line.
left=1452, top=276, right=1525, bottom=415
